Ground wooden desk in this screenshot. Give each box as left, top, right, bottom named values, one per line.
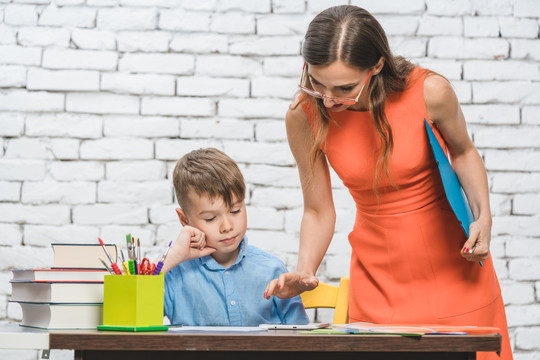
left=47, top=328, right=501, bottom=360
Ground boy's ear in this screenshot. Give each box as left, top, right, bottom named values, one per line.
left=176, top=208, right=189, bottom=226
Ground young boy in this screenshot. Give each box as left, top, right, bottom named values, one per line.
left=162, top=148, right=309, bottom=326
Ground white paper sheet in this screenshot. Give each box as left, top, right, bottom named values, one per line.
left=168, top=326, right=267, bottom=332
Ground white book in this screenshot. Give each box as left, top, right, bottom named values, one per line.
left=10, top=281, right=104, bottom=303
left=18, top=303, right=103, bottom=330
left=51, top=243, right=117, bottom=269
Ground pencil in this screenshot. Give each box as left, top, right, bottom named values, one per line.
left=99, top=257, right=114, bottom=274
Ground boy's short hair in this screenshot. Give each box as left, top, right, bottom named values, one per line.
left=173, top=148, right=246, bottom=212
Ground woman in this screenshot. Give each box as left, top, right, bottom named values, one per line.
left=264, top=5, right=512, bottom=360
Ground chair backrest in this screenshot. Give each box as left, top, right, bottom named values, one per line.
left=300, top=277, right=349, bottom=324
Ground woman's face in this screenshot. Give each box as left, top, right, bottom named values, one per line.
left=307, top=60, right=372, bottom=112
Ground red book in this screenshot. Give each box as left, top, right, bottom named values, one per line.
left=12, top=268, right=108, bottom=282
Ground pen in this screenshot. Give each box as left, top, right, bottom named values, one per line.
left=99, top=257, right=114, bottom=274
left=152, top=241, right=172, bottom=275
left=119, top=244, right=126, bottom=263
left=126, top=233, right=133, bottom=259
left=131, top=236, right=139, bottom=275
left=465, top=243, right=484, bottom=267
left=128, top=235, right=138, bottom=274
left=470, top=244, right=483, bottom=267
left=98, top=238, right=122, bottom=275
left=119, top=245, right=130, bottom=275
left=128, top=259, right=136, bottom=276
left=122, top=262, right=130, bottom=275
left=136, top=237, right=141, bottom=274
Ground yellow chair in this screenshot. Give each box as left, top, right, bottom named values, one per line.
left=300, top=277, right=349, bottom=324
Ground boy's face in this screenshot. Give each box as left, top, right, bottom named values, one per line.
left=177, top=192, right=247, bottom=266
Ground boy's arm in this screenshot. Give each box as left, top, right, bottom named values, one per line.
left=161, top=225, right=216, bottom=274
left=163, top=270, right=176, bottom=323
left=274, top=295, right=310, bottom=325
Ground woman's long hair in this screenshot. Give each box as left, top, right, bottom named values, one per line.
left=301, top=5, right=415, bottom=193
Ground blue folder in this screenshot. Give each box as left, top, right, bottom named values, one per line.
left=424, top=119, right=475, bottom=238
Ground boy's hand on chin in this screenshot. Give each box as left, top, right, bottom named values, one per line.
left=161, top=226, right=216, bottom=274
left=177, top=225, right=216, bottom=261
left=190, top=228, right=208, bottom=250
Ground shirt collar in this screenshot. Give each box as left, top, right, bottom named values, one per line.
left=199, top=236, right=248, bottom=271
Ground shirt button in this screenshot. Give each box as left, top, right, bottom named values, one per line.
left=225, top=271, right=229, bottom=275
left=230, top=300, right=236, bottom=306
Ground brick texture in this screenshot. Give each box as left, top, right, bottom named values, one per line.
left=0, top=2, right=539, bottom=356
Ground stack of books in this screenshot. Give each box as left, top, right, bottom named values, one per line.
left=9, top=243, right=117, bottom=330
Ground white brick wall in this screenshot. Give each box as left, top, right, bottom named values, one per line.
left=18, top=27, right=71, bottom=47
left=71, top=29, right=116, bottom=50
left=27, top=68, right=100, bottom=91
left=43, top=49, right=118, bottom=70
left=0, top=65, right=26, bottom=88
left=0, top=1, right=539, bottom=358
left=103, top=73, right=175, bottom=96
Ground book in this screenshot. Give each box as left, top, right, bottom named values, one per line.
left=424, top=119, right=475, bottom=238
left=11, top=268, right=108, bottom=282
left=10, top=281, right=104, bottom=303
left=52, top=243, right=117, bottom=269
left=332, top=323, right=500, bottom=335
left=17, top=302, right=103, bottom=329
left=10, top=242, right=114, bottom=330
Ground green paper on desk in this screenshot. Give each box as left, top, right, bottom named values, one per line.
left=97, top=325, right=168, bottom=332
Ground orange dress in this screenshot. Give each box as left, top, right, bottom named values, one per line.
left=302, top=67, right=512, bottom=360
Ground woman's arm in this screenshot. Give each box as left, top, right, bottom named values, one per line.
left=264, top=101, right=336, bottom=299
left=424, top=74, right=492, bottom=262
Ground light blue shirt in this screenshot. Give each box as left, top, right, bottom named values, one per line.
left=164, top=237, right=309, bottom=326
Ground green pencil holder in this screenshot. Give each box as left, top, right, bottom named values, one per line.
left=101, top=274, right=165, bottom=330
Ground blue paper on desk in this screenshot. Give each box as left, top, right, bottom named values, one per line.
left=424, top=119, right=475, bottom=238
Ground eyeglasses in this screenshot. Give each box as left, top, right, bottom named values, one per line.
left=298, top=62, right=372, bottom=105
